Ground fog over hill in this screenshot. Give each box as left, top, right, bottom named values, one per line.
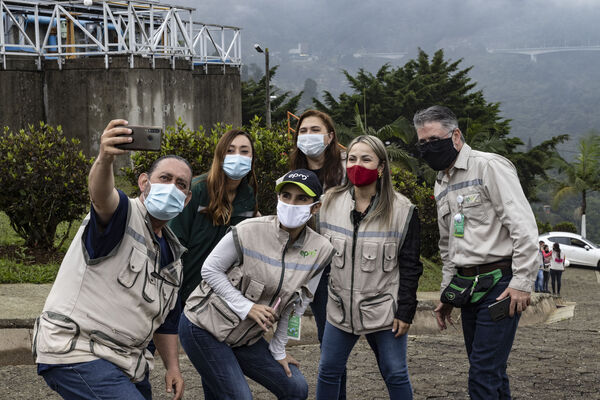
left=180, top=0, right=600, bottom=155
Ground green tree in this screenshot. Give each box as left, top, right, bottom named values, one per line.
left=0, top=123, right=93, bottom=250
left=551, top=131, right=600, bottom=237
left=242, top=66, right=302, bottom=126
left=315, top=48, right=567, bottom=199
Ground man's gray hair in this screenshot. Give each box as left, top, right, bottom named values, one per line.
left=413, top=105, right=459, bottom=132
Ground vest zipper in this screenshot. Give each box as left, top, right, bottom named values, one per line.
left=350, top=218, right=360, bottom=334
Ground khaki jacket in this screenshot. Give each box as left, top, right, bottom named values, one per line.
left=33, top=198, right=184, bottom=382
left=434, top=143, right=538, bottom=293
left=184, top=216, right=333, bottom=347
left=320, top=190, right=414, bottom=335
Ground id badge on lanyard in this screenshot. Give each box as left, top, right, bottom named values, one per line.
left=287, top=309, right=301, bottom=340
left=454, top=195, right=464, bottom=238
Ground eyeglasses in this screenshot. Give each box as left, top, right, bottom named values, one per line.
left=417, top=129, right=455, bottom=148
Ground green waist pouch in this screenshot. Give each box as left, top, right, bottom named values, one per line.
left=441, top=269, right=503, bottom=308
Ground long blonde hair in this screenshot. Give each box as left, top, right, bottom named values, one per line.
left=323, top=135, right=395, bottom=224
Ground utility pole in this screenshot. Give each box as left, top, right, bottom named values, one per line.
left=254, top=43, right=271, bottom=128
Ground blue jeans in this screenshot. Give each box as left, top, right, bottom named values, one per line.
left=310, top=265, right=347, bottom=400
left=316, top=321, right=413, bottom=400
left=41, top=358, right=149, bottom=399
left=179, top=313, right=308, bottom=400
left=461, top=275, right=520, bottom=400
left=534, top=269, right=544, bottom=291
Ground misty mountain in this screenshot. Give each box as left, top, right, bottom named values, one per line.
left=179, top=0, right=600, bottom=154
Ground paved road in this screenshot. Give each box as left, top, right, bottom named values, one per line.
left=1, top=267, right=599, bottom=399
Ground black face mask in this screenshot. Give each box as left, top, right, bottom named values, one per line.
left=418, top=137, right=459, bottom=171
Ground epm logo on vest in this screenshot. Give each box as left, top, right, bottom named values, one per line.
left=300, top=249, right=317, bottom=258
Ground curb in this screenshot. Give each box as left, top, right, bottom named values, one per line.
left=0, top=289, right=560, bottom=366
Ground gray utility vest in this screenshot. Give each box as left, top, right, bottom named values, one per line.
left=33, top=198, right=184, bottom=382
left=184, top=215, right=334, bottom=347
left=320, top=190, right=414, bottom=335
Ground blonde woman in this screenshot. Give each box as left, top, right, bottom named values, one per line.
left=316, top=135, right=423, bottom=399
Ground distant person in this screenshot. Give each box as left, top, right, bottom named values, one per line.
left=414, top=106, right=538, bottom=400
left=288, top=109, right=348, bottom=398
left=542, top=244, right=552, bottom=293
left=33, top=120, right=192, bottom=400
left=550, top=242, right=566, bottom=296
left=169, top=129, right=258, bottom=305
left=535, top=241, right=545, bottom=292
left=179, top=170, right=334, bottom=400
left=316, top=135, right=422, bottom=399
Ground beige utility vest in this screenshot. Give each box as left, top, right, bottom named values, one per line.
left=184, top=215, right=334, bottom=347
left=33, top=198, right=184, bottom=382
left=320, top=190, right=414, bottom=335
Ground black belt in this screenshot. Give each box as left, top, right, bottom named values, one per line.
left=458, top=259, right=512, bottom=277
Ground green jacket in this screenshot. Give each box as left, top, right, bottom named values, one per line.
left=169, top=174, right=256, bottom=303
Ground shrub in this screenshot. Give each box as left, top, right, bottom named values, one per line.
left=122, top=118, right=221, bottom=191
left=537, top=218, right=552, bottom=234
left=391, top=167, right=439, bottom=259
left=124, top=117, right=293, bottom=215
left=247, top=117, right=293, bottom=214
left=0, top=123, right=93, bottom=250
left=553, top=221, right=577, bottom=233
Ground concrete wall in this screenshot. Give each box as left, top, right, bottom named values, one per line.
left=0, top=60, right=45, bottom=132
left=0, top=56, right=241, bottom=157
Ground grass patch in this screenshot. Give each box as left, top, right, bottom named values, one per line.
left=418, top=257, right=442, bottom=292
left=0, top=259, right=60, bottom=283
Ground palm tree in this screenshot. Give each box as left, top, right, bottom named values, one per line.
left=336, top=105, right=419, bottom=173
left=551, top=131, right=600, bottom=237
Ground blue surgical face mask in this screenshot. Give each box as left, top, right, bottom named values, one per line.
left=144, top=183, right=186, bottom=221
left=222, top=154, right=252, bottom=180
left=297, top=134, right=328, bottom=158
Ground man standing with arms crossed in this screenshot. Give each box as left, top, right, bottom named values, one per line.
left=413, top=106, right=538, bottom=399
left=33, top=119, right=191, bottom=399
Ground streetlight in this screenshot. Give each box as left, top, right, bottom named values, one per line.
left=254, top=43, right=271, bottom=128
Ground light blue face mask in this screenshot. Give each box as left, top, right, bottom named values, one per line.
left=144, top=183, right=186, bottom=221
left=297, top=133, right=328, bottom=158
left=222, top=154, right=252, bottom=180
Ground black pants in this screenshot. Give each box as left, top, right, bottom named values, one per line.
left=550, top=269, right=563, bottom=295
left=542, top=270, right=549, bottom=291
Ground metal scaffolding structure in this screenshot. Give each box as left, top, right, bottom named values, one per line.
left=0, top=0, right=242, bottom=70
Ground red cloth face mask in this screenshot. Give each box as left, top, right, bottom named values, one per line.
left=346, top=165, right=379, bottom=187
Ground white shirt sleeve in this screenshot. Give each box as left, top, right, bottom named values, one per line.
left=201, top=231, right=254, bottom=320
left=268, top=269, right=324, bottom=360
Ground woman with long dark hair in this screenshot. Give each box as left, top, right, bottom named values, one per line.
left=169, top=129, right=258, bottom=304
left=550, top=242, right=566, bottom=296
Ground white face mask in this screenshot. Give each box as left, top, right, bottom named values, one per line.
left=297, top=134, right=328, bottom=158
left=277, top=199, right=316, bottom=229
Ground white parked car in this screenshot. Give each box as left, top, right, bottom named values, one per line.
left=538, top=232, right=600, bottom=270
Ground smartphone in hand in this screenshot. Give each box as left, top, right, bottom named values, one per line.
left=488, top=297, right=511, bottom=322
left=116, top=125, right=162, bottom=151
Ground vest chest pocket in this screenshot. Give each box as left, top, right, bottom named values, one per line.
left=244, top=279, right=265, bottom=302
left=383, top=242, right=397, bottom=272
left=331, top=238, right=346, bottom=269
left=360, top=241, right=379, bottom=272
left=118, top=248, right=147, bottom=288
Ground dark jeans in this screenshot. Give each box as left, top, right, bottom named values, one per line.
left=179, top=313, right=308, bottom=400
left=316, top=322, right=413, bottom=400
left=310, top=264, right=347, bottom=399
left=41, top=359, right=149, bottom=400
left=550, top=269, right=563, bottom=295
left=542, top=270, right=549, bottom=292
left=461, top=275, right=520, bottom=400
